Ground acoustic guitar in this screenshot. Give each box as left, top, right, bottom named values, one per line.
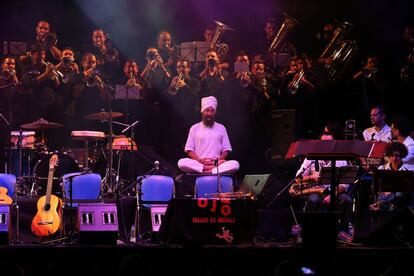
left=0, top=187, right=12, bottom=205
left=31, top=154, right=63, bottom=237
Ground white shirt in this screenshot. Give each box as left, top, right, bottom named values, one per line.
left=184, top=121, right=232, bottom=159
left=296, top=158, right=349, bottom=177
left=403, top=136, right=414, bottom=169
left=362, top=124, right=392, bottom=142
left=378, top=162, right=411, bottom=171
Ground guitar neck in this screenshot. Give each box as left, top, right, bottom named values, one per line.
left=45, top=167, right=55, bottom=205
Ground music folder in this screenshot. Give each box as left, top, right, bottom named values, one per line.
left=114, top=85, right=142, bottom=100
left=318, top=165, right=359, bottom=185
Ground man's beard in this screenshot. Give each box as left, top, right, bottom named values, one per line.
left=203, top=116, right=215, bottom=126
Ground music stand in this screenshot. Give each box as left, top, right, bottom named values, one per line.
left=319, top=165, right=359, bottom=185
left=373, top=170, right=414, bottom=193
left=114, top=85, right=142, bottom=100
left=3, top=41, right=28, bottom=56
left=179, top=41, right=210, bottom=62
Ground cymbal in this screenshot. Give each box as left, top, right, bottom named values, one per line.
left=21, top=118, right=64, bottom=130
left=85, top=111, right=123, bottom=120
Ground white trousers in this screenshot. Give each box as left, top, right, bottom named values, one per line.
left=177, top=158, right=240, bottom=174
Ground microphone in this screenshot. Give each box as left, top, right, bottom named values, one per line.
left=371, top=133, right=376, bottom=141
left=314, top=161, right=320, bottom=172
left=154, top=160, right=160, bottom=171
left=214, top=159, right=218, bottom=167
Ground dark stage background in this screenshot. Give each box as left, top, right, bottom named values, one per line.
left=1, top=0, right=414, bottom=176
left=1, top=0, right=413, bottom=75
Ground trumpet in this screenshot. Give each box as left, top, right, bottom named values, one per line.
left=1, top=69, right=16, bottom=81
left=288, top=69, right=304, bottom=94
left=169, top=72, right=184, bottom=95
left=41, top=60, right=63, bottom=80
left=40, top=32, right=57, bottom=49
left=85, top=69, right=102, bottom=87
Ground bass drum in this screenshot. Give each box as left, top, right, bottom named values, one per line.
left=34, top=153, right=80, bottom=197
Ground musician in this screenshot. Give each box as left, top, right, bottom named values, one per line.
left=350, top=55, right=385, bottom=117
left=362, top=104, right=392, bottom=142
left=21, top=46, right=61, bottom=123
left=123, top=60, right=144, bottom=93
left=75, top=53, right=108, bottom=130
left=141, top=47, right=172, bottom=103
left=316, top=22, right=336, bottom=65
left=177, top=96, right=239, bottom=174
left=0, top=57, right=24, bottom=171
left=290, top=131, right=353, bottom=238
left=163, top=60, right=200, bottom=163
left=370, top=142, right=411, bottom=211
left=280, top=56, right=317, bottom=139
left=391, top=116, right=414, bottom=170
left=204, top=24, right=230, bottom=71
left=156, top=31, right=177, bottom=70
left=86, top=28, right=121, bottom=84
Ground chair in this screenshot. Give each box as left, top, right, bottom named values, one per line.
left=194, top=175, right=233, bottom=198
left=0, top=174, right=16, bottom=197
left=62, top=173, right=101, bottom=202
left=140, top=175, right=174, bottom=232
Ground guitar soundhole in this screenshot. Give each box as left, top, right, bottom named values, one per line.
left=44, top=204, right=51, bottom=212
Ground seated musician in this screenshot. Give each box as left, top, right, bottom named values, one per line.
left=289, top=131, right=353, bottom=238
left=177, top=96, right=239, bottom=174
left=370, top=142, right=413, bottom=211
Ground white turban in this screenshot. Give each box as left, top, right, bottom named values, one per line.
left=201, top=96, right=218, bottom=113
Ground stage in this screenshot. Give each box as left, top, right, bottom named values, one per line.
left=1, top=196, right=414, bottom=275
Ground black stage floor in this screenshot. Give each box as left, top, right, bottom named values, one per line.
left=1, top=196, right=414, bottom=276
left=1, top=243, right=413, bottom=276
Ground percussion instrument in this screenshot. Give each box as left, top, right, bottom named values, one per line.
left=111, top=135, right=138, bottom=151
left=10, top=131, right=36, bottom=149
left=85, top=111, right=123, bottom=120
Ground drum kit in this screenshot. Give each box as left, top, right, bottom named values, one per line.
left=10, top=111, right=139, bottom=197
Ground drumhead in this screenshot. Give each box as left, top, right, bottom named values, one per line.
left=34, top=153, right=81, bottom=197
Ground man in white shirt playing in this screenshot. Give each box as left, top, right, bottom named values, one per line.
left=178, top=96, right=239, bottom=174
left=362, top=105, right=392, bottom=142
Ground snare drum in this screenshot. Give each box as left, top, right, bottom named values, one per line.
left=10, top=131, right=36, bottom=149
left=111, top=136, right=138, bottom=151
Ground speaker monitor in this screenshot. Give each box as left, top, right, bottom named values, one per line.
left=0, top=205, right=10, bottom=244
left=240, top=174, right=289, bottom=209
left=77, top=203, right=119, bottom=245
left=271, top=109, right=295, bottom=160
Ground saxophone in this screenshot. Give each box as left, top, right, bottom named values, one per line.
left=289, top=181, right=328, bottom=197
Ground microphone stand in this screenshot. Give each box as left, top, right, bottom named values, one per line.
left=119, top=164, right=157, bottom=243
left=215, top=159, right=221, bottom=194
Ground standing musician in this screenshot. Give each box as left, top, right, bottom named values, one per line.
left=290, top=131, right=354, bottom=239
left=20, top=20, right=61, bottom=65
left=87, top=28, right=121, bottom=84
left=74, top=53, right=108, bottom=131
left=0, top=57, right=24, bottom=172
left=21, top=46, right=61, bottom=123
left=156, top=31, right=178, bottom=70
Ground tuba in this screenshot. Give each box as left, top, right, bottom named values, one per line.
left=320, top=21, right=358, bottom=81
left=210, top=20, right=233, bottom=58
left=268, top=14, right=299, bottom=53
